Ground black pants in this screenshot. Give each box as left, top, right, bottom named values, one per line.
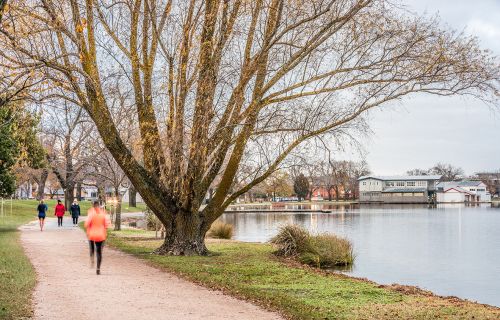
left=72, top=216, right=79, bottom=225
left=57, top=216, right=63, bottom=226
left=89, top=240, right=104, bottom=269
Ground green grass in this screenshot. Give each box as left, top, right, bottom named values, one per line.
left=0, top=200, right=38, bottom=319
left=108, top=230, right=500, bottom=320
left=1, top=199, right=147, bottom=217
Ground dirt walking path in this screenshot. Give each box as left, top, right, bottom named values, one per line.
left=20, top=218, right=283, bottom=320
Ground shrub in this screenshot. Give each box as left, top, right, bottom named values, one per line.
left=302, top=234, right=354, bottom=268
left=144, top=207, right=161, bottom=231
left=270, top=224, right=312, bottom=256
left=270, top=224, right=354, bottom=268
left=208, top=221, right=234, bottom=239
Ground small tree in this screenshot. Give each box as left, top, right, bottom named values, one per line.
left=294, top=174, right=309, bottom=201
left=406, top=168, right=429, bottom=176
left=0, top=107, right=17, bottom=197
left=0, top=103, right=44, bottom=197
left=430, top=163, right=464, bottom=181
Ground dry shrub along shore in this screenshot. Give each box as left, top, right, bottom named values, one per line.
left=108, top=228, right=500, bottom=320
left=207, top=221, right=234, bottom=239
left=270, top=224, right=354, bottom=268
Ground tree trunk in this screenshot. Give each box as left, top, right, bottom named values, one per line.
left=37, top=168, right=48, bottom=200
left=335, top=186, right=340, bottom=201
left=128, top=186, right=137, bottom=207
left=97, top=183, right=106, bottom=204
left=65, top=181, right=75, bottom=210
left=76, top=182, right=82, bottom=201
left=153, top=211, right=209, bottom=256
left=115, top=199, right=122, bottom=231
left=114, top=191, right=122, bottom=231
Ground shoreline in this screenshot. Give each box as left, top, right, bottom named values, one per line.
left=108, top=232, right=500, bottom=319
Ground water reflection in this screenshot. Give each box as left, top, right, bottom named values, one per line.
left=220, top=203, right=500, bottom=307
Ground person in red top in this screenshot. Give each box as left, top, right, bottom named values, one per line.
left=54, top=200, right=66, bottom=227
left=84, top=201, right=110, bottom=275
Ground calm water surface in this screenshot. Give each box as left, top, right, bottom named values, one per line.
left=220, top=203, right=500, bottom=307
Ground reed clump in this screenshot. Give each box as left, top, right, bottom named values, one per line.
left=207, top=221, right=234, bottom=239
left=270, top=224, right=354, bottom=268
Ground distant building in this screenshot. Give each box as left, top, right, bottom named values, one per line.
left=475, top=172, right=500, bottom=197
left=436, top=180, right=491, bottom=203
left=358, top=175, right=442, bottom=203
left=308, top=186, right=345, bottom=201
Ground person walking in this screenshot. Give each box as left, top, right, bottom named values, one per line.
left=55, top=200, right=66, bottom=227
left=85, top=201, right=110, bottom=275
left=36, top=200, right=48, bottom=231
left=70, top=200, right=81, bottom=226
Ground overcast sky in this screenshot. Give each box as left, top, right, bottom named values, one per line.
left=359, top=0, right=500, bottom=176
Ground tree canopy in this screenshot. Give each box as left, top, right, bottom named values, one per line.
left=0, top=0, right=499, bottom=254
left=293, top=173, right=309, bottom=201
left=0, top=103, right=44, bottom=197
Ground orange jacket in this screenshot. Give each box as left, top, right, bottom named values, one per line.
left=84, top=208, right=110, bottom=242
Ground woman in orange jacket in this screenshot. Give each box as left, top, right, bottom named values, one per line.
left=84, top=201, right=110, bottom=275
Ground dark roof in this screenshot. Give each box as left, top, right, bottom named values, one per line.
left=457, top=180, right=484, bottom=187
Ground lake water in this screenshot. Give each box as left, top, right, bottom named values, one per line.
left=220, top=203, right=500, bottom=307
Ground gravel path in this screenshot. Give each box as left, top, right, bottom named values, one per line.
left=20, top=218, right=283, bottom=320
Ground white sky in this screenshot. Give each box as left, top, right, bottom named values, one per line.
left=360, top=0, right=500, bottom=175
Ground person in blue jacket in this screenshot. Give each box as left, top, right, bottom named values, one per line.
left=70, top=200, right=81, bottom=226
left=37, top=200, right=48, bottom=231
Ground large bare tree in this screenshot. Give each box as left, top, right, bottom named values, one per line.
left=1, top=0, right=499, bottom=255
left=43, top=103, right=96, bottom=208
left=88, top=81, right=138, bottom=231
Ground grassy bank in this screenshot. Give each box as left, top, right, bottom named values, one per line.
left=108, top=230, right=499, bottom=320
left=0, top=201, right=38, bottom=319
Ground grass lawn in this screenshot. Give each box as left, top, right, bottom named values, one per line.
left=0, top=201, right=38, bottom=319
left=37, top=199, right=146, bottom=215
left=109, top=230, right=500, bottom=320
left=1, top=199, right=147, bottom=217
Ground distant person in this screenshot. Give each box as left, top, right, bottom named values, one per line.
left=85, top=201, right=110, bottom=275
left=55, top=200, right=66, bottom=227
left=37, top=200, right=48, bottom=231
left=70, top=200, right=81, bottom=226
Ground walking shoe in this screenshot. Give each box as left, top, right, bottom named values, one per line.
left=96, top=269, right=100, bottom=275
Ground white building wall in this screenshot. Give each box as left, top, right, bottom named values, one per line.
left=122, top=188, right=144, bottom=204
left=438, top=190, right=465, bottom=203
left=359, top=179, right=383, bottom=192
left=461, top=183, right=491, bottom=202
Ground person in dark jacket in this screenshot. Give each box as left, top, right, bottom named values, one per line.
left=37, top=200, right=48, bottom=231
left=70, top=200, right=81, bottom=226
